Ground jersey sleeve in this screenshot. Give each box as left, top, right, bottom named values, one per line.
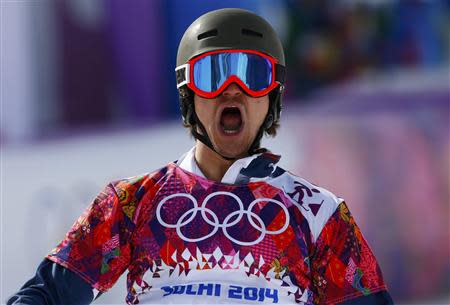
left=310, top=201, right=390, bottom=305
left=46, top=183, right=134, bottom=292
left=6, top=259, right=94, bottom=305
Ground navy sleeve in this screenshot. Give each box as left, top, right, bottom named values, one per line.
left=6, top=258, right=94, bottom=305
left=337, top=291, right=394, bottom=305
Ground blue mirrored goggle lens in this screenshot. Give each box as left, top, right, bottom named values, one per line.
left=193, top=52, right=273, bottom=93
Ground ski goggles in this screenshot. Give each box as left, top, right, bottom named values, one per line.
left=175, top=49, right=285, bottom=98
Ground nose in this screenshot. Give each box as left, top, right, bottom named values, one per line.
left=222, top=82, right=243, bottom=97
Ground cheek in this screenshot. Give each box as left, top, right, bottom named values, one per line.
left=194, top=98, right=216, bottom=126
left=249, top=98, right=270, bottom=124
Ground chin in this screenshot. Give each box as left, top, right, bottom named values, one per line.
left=216, top=145, right=248, bottom=159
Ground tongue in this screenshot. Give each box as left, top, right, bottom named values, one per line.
left=221, top=112, right=242, bottom=131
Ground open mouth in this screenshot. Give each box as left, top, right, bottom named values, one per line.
left=220, top=107, right=243, bottom=134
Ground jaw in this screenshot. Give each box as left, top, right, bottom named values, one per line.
left=210, top=127, right=252, bottom=159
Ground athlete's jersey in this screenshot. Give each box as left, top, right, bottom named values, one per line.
left=47, top=149, right=389, bottom=304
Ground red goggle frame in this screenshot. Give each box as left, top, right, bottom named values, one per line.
left=175, top=49, right=285, bottom=98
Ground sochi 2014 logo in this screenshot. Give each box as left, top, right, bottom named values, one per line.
left=156, top=191, right=290, bottom=246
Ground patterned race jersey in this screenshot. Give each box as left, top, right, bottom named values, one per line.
left=47, top=149, right=389, bottom=304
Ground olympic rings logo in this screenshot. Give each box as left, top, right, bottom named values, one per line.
left=156, top=191, right=290, bottom=246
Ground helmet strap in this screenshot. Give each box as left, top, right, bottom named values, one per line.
left=190, top=103, right=237, bottom=161
left=247, top=113, right=272, bottom=156
left=247, top=85, right=282, bottom=155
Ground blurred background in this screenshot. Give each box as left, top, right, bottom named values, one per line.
left=1, top=0, right=449, bottom=304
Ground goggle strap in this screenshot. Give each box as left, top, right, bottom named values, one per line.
left=275, top=64, right=285, bottom=84
left=175, top=64, right=190, bottom=88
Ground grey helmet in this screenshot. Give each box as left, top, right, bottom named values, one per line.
left=175, top=8, right=286, bottom=158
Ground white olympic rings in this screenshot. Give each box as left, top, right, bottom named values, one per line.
left=156, top=191, right=290, bottom=246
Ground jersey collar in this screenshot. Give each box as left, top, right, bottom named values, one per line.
left=177, top=146, right=281, bottom=184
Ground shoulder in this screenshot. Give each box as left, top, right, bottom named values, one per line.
left=267, top=167, right=344, bottom=242
left=106, top=164, right=173, bottom=216
left=113, top=164, right=171, bottom=192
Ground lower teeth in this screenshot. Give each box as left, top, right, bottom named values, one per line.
left=223, top=129, right=239, bottom=134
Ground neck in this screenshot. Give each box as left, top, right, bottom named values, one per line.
left=194, top=141, right=236, bottom=182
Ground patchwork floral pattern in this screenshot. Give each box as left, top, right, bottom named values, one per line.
left=47, top=156, right=388, bottom=304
